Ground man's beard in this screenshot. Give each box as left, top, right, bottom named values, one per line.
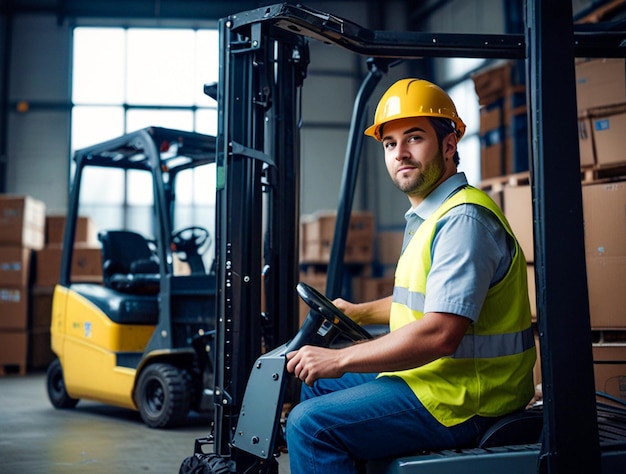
left=393, top=149, right=446, bottom=198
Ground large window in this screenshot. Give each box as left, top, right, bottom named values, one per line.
left=71, top=27, right=219, bottom=256
left=72, top=27, right=218, bottom=148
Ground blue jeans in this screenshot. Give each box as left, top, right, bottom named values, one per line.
left=286, top=373, right=494, bottom=474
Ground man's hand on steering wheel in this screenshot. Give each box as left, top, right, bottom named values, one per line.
left=286, top=283, right=376, bottom=386
left=286, top=345, right=347, bottom=386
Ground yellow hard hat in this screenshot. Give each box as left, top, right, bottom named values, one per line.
left=364, top=78, right=466, bottom=142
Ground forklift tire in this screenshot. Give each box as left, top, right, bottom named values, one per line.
left=135, top=362, right=191, bottom=429
left=179, top=453, right=230, bottom=474
left=46, top=358, right=79, bottom=409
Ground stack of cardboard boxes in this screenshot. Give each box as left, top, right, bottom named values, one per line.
left=35, top=215, right=101, bottom=288
left=0, top=195, right=46, bottom=375
left=351, top=228, right=401, bottom=308
left=299, top=211, right=397, bottom=325
left=576, top=58, right=626, bottom=404
left=0, top=195, right=102, bottom=376
left=473, top=60, right=529, bottom=180
left=300, top=211, right=376, bottom=265
left=576, top=58, right=626, bottom=171
left=474, top=57, right=626, bottom=404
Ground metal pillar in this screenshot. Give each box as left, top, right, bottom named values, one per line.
left=213, top=14, right=305, bottom=458
left=526, top=0, right=601, bottom=471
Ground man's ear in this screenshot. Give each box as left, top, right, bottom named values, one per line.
left=443, top=133, right=457, bottom=160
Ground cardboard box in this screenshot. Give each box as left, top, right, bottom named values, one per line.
left=29, top=327, right=54, bottom=370
left=479, top=90, right=527, bottom=134
left=473, top=62, right=512, bottom=104
left=301, top=211, right=375, bottom=245
left=480, top=107, right=528, bottom=180
left=583, top=180, right=626, bottom=327
left=35, top=245, right=103, bottom=287
left=576, top=58, right=626, bottom=113
left=485, top=187, right=504, bottom=212
left=352, top=276, right=394, bottom=303
left=0, top=330, right=28, bottom=374
left=578, top=117, right=595, bottom=167
left=479, top=105, right=504, bottom=136
left=300, top=238, right=373, bottom=264
left=593, top=345, right=626, bottom=404
left=377, top=230, right=404, bottom=267
left=472, top=61, right=526, bottom=106
left=591, top=111, right=626, bottom=167
left=582, top=181, right=626, bottom=258
left=46, top=215, right=98, bottom=246
left=503, top=184, right=534, bottom=263
left=298, top=271, right=327, bottom=326
left=481, top=138, right=513, bottom=179
left=31, top=286, right=53, bottom=330
left=0, top=286, right=28, bottom=330
left=0, top=195, right=45, bottom=249
left=0, top=247, right=33, bottom=287
left=345, top=238, right=374, bottom=263
left=586, top=256, right=626, bottom=329
left=300, top=211, right=375, bottom=264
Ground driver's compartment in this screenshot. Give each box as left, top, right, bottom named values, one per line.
left=98, top=225, right=213, bottom=296
left=99, top=229, right=161, bottom=294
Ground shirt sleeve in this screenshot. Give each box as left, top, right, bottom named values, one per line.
left=422, top=204, right=513, bottom=322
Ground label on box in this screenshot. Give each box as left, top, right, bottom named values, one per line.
left=0, top=288, right=21, bottom=302
left=595, top=119, right=610, bottom=131
left=0, top=261, right=21, bottom=272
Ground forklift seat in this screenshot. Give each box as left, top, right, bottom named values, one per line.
left=98, top=230, right=161, bottom=295
left=478, top=405, right=543, bottom=448
left=366, top=406, right=544, bottom=473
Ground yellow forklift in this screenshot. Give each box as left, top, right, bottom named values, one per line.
left=46, top=127, right=218, bottom=428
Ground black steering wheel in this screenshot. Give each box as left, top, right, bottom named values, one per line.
left=171, top=226, right=211, bottom=262
left=296, top=282, right=373, bottom=342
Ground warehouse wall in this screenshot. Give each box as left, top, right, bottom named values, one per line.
left=299, top=0, right=411, bottom=220
left=0, top=0, right=414, bottom=220
left=6, top=15, right=71, bottom=214
left=0, top=1, right=607, bottom=224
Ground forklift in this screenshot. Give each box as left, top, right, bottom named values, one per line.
left=46, top=127, right=218, bottom=428
left=181, top=1, right=626, bottom=472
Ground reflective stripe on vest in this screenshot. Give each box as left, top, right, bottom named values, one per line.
left=393, top=286, right=425, bottom=313
left=452, top=326, right=535, bottom=359
left=393, top=285, right=534, bottom=359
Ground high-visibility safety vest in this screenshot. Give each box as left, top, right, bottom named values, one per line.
left=380, top=186, right=536, bottom=427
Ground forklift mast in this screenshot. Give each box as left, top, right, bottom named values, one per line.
left=212, top=10, right=308, bottom=455
left=210, top=1, right=626, bottom=471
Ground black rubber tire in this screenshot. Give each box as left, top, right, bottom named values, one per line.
left=46, top=358, right=79, bottom=409
left=179, top=453, right=230, bottom=474
left=135, top=362, right=190, bottom=428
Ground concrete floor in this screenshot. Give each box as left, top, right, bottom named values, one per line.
left=0, top=371, right=290, bottom=473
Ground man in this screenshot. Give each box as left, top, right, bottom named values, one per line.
left=286, top=78, right=536, bottom=473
